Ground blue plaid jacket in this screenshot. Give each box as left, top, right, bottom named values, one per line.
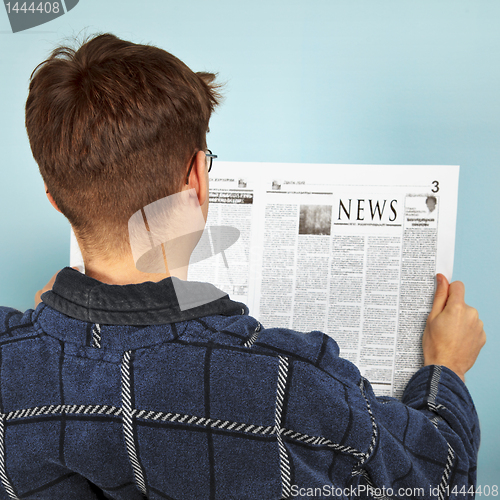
left=0, top=268, right=479, bottom=499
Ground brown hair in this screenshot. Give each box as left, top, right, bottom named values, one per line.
left=25, top=33, right=221, bottom=260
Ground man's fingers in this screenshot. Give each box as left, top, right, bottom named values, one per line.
left=446, top=280, right=466, bottom=306
left=34, top=269, right=62, bottom=308
left=429, top=274, right=450, bottom=319
left=34, top=290, right=43, bottom=308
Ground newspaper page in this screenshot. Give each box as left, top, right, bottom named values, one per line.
left=187, top=163, right=459, bottom=398
left=70, top=163, right=458, bottom=398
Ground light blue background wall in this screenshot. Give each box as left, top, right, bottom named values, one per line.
left=1, top=0, right=499, bottom=486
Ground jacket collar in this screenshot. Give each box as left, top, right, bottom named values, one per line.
left=41, top=267, right=247, bottom=325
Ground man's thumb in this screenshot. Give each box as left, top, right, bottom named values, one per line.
left=429, top=273, right=450, bottom=319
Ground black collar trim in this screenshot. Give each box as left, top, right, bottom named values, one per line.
left=41, top=267, right=247, bottom=325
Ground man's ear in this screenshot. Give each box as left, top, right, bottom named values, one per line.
left=185, top=151, right=208, bottom=207
left=44, top=183, right=62, bottom=213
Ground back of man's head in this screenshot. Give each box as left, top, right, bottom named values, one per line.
left=25, top=33, right=221, bottom=261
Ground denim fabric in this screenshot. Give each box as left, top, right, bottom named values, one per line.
left=0, top=268, right=480, bottom=499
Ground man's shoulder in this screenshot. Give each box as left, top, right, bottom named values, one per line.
left=197, top=313, right=362, bottom=386
left=255, top=325, right=361, bottom=384
left=0, top=306, right=34, bottom=328
left=0, top=305, right=39, bottom=341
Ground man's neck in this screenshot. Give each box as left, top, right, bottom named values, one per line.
left=82, top=255, right=188, bottom=285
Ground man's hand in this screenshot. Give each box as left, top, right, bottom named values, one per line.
left=34, top=270, right=62, bottom=308
left=423, top=274, right=486, bottom=382
left=35, top=267, right=81, bottom=307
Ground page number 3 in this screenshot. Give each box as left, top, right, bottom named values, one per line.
left=431, top=180, right=439, bottom=193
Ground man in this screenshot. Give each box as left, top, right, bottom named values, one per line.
left=0, top=33, right=485, bottom=499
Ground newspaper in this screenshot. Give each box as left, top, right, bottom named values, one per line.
left=70, top=163, right=459, bottom=398
left=187, top=163, right=459, bottom=398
